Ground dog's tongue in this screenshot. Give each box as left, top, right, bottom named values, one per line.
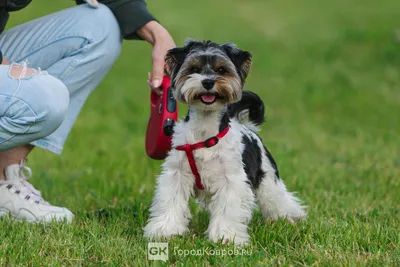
left=201, top=95, right=216, bottom=103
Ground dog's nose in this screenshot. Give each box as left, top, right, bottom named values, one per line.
left=202, top=79, right=215, bottom=90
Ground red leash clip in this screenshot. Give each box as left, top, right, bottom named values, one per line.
left=145, top=76, right=178, bottom=160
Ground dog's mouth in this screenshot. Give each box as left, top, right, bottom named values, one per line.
left=198, top=93, right=223, bottom=105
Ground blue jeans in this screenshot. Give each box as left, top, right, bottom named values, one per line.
left=0, top=3, right=122, bottom=154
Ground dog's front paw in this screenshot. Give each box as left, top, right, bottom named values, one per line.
left=207, top=227, right=250, bottom=246
left=208, top=232, right=250, bottom=246
left=274, top=204, right=307, bottom=224
left=144, top=220, right=189, bottom=239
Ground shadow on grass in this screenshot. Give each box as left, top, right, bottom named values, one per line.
left=78, top=204, right=148, bottom=223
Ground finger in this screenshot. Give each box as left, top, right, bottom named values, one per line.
left=85, top=0, right=99, bottom=8
left=151, top=82, right=163, bottom=95
left=147, top=77, right=162, bottom=95
left=155, top=88, right=163, bottom=96
left=147, top=73, right=151, bottom=85
left=151, top=53, right=165, bottom=90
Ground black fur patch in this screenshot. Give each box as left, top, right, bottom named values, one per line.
left=184, top=110, right=190, bottom=122
left=219, top=112, right=230, bottom=132
left=221, top=43, right=252, bottom=82
left=263, top=145, right=280, bottom=180
left=241, top=134, right=265, bottom=189
left=227, top=91, right=265, bottom=126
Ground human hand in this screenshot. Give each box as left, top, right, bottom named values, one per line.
left=137, top=21, right=176, bottom=95
left=85, top=0, right=99, bottom=8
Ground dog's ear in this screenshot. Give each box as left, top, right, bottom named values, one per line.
left=221, top=43, right=252, bottom=82
left=165, top=47, right=189, bottom=81
left=165, top=39, right=210, bottom=79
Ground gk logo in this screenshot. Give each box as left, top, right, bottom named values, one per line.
left=148, top=242, right=168, bottom=261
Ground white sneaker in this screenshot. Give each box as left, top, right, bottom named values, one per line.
left=0, top=160, right=74, bottom=223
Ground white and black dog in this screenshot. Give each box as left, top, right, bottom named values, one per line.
left=144, top=40, right=306, bottom=245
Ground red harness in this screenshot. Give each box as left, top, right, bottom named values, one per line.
left=175, top=126, right=230, bottom=190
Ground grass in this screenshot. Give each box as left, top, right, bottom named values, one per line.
left=1, top=0, right=400, bottom=265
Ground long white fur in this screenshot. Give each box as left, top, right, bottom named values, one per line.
left=144, top=107, right=306, bottom=246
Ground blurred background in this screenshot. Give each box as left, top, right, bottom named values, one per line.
left=2, top=0, right=399, bottom=264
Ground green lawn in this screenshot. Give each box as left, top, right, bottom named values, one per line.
left=1, top=0, right=400, bottom=265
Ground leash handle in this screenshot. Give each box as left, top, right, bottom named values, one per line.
left=145, top=76, right=178, bottom=160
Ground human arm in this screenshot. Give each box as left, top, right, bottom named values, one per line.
left=136, top=20, right=175, bottom=94
left=76, top=0, right=176, bottom=94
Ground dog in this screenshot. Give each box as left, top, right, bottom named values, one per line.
left=143, top=40, right=306, bottom=245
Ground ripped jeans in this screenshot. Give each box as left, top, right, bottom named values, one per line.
left=0, top=3, right=122, bottom=154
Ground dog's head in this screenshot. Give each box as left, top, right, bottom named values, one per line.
left=165, top=39, right=252, bottom=111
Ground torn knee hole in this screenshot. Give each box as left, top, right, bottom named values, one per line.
left=8, top=61, right=47, bottom=80
left=9, top=65, right=39, bottom=79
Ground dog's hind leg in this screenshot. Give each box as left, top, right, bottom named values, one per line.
left=206, top=175, right=256, bottom=246
left=248, top=138, right=307, bottom=223
left=144, top=160, right=194, bottom=239
left=255, top=172, right=307, bottom=223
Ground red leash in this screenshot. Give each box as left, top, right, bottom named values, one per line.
left=175, top=126, right=230, bottom=190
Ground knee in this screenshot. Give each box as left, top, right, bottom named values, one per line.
left=0, top=74, right=69, bottom=150
left=1, top=73, right=69, bottom=133
left=29, top=74, right=70, bottom=135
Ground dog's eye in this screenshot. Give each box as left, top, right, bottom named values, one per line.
left=190, top=67, right=201, bottom=73
left=217, top=67, right=227, bottom=74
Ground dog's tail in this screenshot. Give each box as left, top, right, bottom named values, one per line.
left=227, top=91, right=265, bottom=132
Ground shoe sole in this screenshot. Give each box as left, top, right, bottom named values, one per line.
left=0, top=207, right=74, bottom=223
